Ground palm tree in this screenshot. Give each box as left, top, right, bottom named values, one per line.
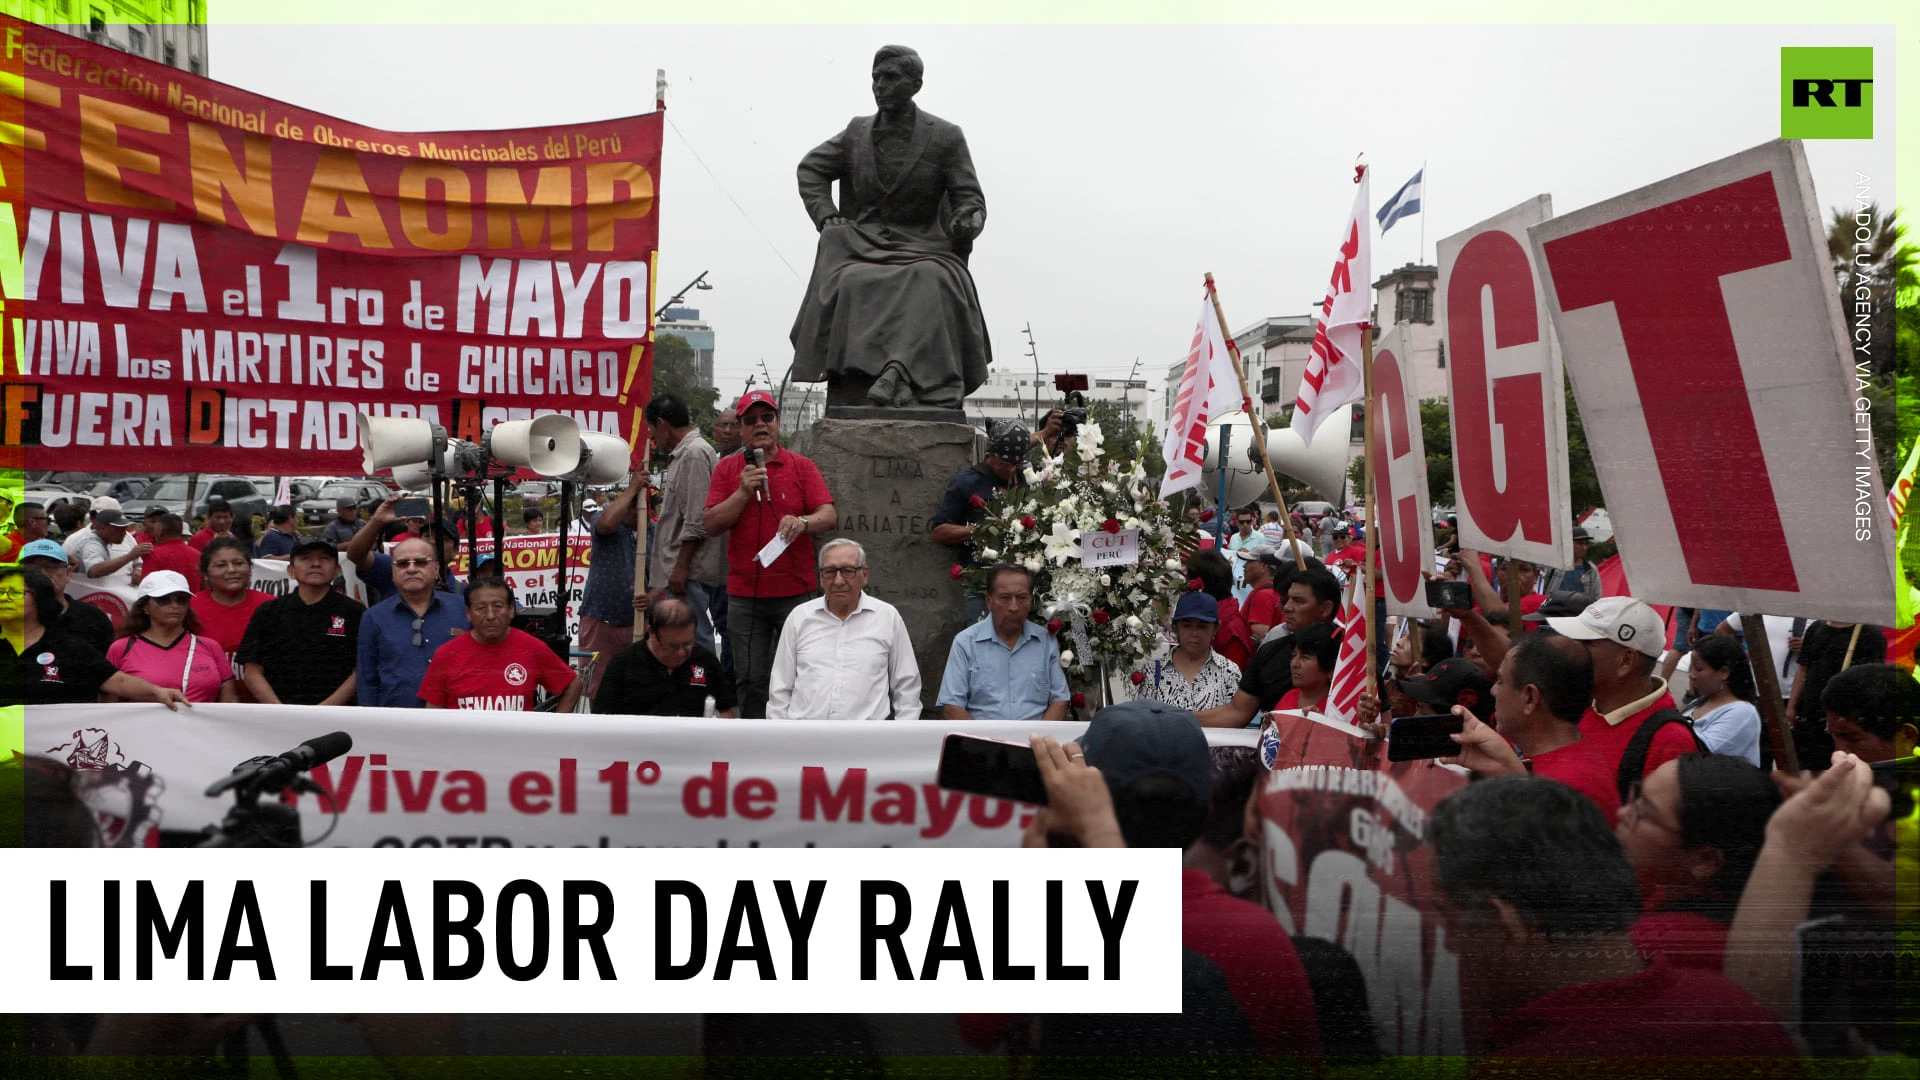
left=1827, top=203, right=1917, bottom=377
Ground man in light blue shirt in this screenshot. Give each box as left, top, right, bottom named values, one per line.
left=938, top=563, right=1071, bottom=721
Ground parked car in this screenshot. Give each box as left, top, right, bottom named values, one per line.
left=1293, top=500, right=1335, bottom=526
left=512, top=480, right=563, bottom=501
left=23, top=486, right=88, bottom=516
left=300, top=479, right=394, bottom=525
left=83, top=476, right=153, bottom=503
left=134, top=475, right=271, bottom=525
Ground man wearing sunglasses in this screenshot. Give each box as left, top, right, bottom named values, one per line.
left=354, top=538, right=471, bottom=708
left=702, top=390, right=838, bottom=718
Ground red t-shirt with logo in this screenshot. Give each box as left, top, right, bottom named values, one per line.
left=417, top=628, right=575, bottom=711
left=1528, top=739, right=1622, bottom=826
left=703, top=448, right=833, bottom=598
left=1480, top=955, right=1793, bottom=1061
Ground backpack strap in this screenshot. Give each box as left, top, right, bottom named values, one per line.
left=1615, top=708, right=1709, bottom=802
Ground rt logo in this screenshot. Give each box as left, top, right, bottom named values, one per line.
left=1781, top=47, right=1872, bottom=139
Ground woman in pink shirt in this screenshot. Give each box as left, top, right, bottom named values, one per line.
left=104, top=570, right=238, bottom=703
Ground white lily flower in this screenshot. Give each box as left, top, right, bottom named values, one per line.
left=1044, top=523, right=1079, bottom=565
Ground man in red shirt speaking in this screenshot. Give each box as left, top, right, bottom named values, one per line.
left=701, top=390, right=838, bottom=718
left=418, top=578, right=582, bottom=713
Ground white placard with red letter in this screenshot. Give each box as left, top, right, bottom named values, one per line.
left=1371, top=327, right=1436, bottom=617
left=1438, top=195, right=1571, bottom=570
left=1530, top=140, right=1895, bottom=624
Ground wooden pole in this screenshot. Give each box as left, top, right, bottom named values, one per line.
left=631, top=437, right=653, bottom=602
left=1505, top=560, right=1523, bottom=638
left=1205, top=274, right=1308, bottom=571
left=1360, top=326, right=1378, bottom=710
left=1840, top=623, right=1865, bottom=669
left=1742, top=613, right=1799, bottom=774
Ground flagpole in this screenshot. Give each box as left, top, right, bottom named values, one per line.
left=1417, top=159, right=1428, bottom=265
left=1361, top=323, right=1379, bottom=714
left=1206, top=273, right=1308, bottom=570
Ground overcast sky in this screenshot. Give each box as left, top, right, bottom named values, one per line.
left=209, top=22, right=1896, bottom=417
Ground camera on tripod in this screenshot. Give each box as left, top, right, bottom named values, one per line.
left=1052, top=374, right=1089, bottom=438
left=194, top=732, right=353, bottom=848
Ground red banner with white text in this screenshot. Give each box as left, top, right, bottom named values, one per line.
left=2, top=16, right=660, bottom=473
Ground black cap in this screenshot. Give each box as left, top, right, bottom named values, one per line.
left=1395, top=658, right=1494, bottom=722
left=204, top=498, right=230, bottom=513
left=1079, top=700, right=1212, bottom=803
left=290, top=534, right=338, bottom=558
left=1523, top=590, right=1595, bottom=623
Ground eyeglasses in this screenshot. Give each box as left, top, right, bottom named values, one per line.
left=819, top=566, right=867, bottom=579
left=742, top=412, right=779, bottom=427
left=411, top=616, right=426, bottom=648
left=393, top=558, right=436, bottom=568
left=1622, top=781, right=1681, bottom=834
left=0, top=588, right=24, bottom=599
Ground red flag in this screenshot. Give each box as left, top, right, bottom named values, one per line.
left=1324, top=577, right=1369, bottom=726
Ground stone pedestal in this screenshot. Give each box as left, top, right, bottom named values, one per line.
left=799, top=418, right=980, bottom=718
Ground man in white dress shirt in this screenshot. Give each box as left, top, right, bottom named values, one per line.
left=767, top=538, right=924, bottom=721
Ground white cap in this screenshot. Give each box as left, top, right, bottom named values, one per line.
left=1546, top=595, right=1665, bottom=658
left=136, top=570, right=194, bottom=600
left=90, top=495, right=123, bottom=513
left=582, top=498, right=600, bottom=511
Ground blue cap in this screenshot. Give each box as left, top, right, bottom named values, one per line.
left=19, top=539, right=69, bottom=564
left=1172, top=591, right=1219, bottom=623
left=1079, top=699, right=1212, bottom=803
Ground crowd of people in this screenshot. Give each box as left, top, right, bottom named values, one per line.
left=4, top=387, right=1915, bottom=1069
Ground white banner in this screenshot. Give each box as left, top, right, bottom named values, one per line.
left=65, top=554, right=372, bottom=628
left=26, top=704, right=1258, bottom=849
left=2, top=847, right=1182, bottom=1015
left=1530, top=140, right=1896, bottom=623
left=1369, top=326, right=1436, bottom=618
left=1438, top=195, right=1572, bottom=569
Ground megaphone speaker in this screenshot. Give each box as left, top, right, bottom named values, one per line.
left=489, top=414, right=583, bottom=476
left=574, top=431, right=635, bottom=486
left=358, top=414, right=444, bottom=473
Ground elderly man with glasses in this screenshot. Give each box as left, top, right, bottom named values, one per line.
left=767, top=539, right=921, bottom=721
left=355, top=537, right=471, bottom=708
left=594, top=596, right=737, bottom=718
left=702, top=389, right=838, bottom=718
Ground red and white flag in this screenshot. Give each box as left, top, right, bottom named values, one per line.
left=273, top=477, right=292, bottom=505
left=1289, top=168, right=1372, bottom=447
left=1160, top=293, right=1241, bottom=498
left=1323, top=576, right=1370, bottom=727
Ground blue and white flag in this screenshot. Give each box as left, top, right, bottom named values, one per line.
left=1375, top=168, right=1423, bottom=233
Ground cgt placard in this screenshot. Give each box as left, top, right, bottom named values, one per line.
left=1369, top=325, right=1435, bottom=617
left=1531, top=140, right=1895, bottom=624
left=1437, top=195, right=1571, bottom=571
left=0, top=16, right=660, bottom=474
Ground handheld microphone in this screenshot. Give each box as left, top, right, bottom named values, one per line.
left=205, top=731, right=353, bottom=797
left=748, top=448, right=765, bottom=502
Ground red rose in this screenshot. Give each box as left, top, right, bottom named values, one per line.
left=969, top=494, right=987, bottom=510
left=1092, top=610, right=1111, bottom=626
left=1101, top=518, right=1122, bottom=534
left=949, top=564, right=964, bottom=580
left=1046, top=618, right=1063, bottom=635
left=1020, top=515, right=1036, bottom=529
left=1130, top=671, right=1146, bottom=686
left=1186, top=578, right=1204, bottom=591
left=1071, top=693, right=1086, bottom=707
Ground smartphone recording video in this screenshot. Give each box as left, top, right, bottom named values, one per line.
left=936, top=734, right=1048, bottom=806
left=1387, top=713, right=1466, bottom=762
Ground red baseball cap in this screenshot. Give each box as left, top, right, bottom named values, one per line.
left=735, top=390, right=780, bottom=417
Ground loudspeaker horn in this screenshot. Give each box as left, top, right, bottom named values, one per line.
left=487, top=414, right=582, bottom=476
left=1201, top=405, right=1353, bottom=509
left=568, top=431, right=634, bottom=486
left=357, top=414, right=446, bottom=474
left=389, top=463, right=437, bottom=492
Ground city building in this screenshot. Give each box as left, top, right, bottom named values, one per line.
left=1371, top=263, right=1446, bottom=400
left=656, top=307, right=715, bottom=388
left=964, top=370, right=1150, bottom=436
left=21, top=0, right=209, bottom=74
